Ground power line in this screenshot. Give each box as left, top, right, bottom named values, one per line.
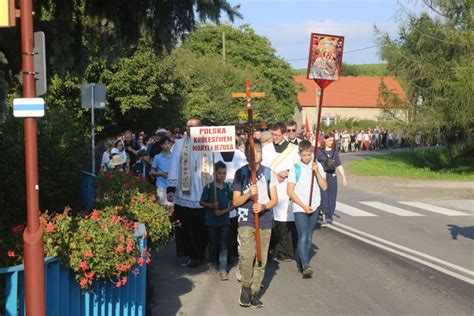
left=285, top=45, right=378, bottom=62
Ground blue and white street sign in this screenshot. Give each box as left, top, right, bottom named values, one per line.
left=13, top=98, right=45, bottom=117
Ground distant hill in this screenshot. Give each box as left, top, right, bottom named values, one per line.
left=292, top=63, right=389, bottom=77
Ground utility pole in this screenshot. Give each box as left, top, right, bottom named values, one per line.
left=20, top=0, right=46, bottom=314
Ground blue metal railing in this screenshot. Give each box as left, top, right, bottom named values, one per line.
left=1, top=224, right=147, bottom=316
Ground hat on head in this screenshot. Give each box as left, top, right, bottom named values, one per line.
left=109, top=154, right=126, bottom=166
left=260, top=131, right=272, bottom=144
left=155, top=128, right=167, bottom=135
left=111, top=148, right=120, bottom=155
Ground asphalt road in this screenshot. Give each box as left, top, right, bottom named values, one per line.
left=149, top=227, right=473, bottom=315
left=149, top=150, right=474, bottom=315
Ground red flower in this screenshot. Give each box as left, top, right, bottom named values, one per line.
left=90, top=210, right=99, bottom=221
left=84, top=249, right=93, bottom=258
left=136, top=257, right=144, bottom=266
left=7, top=251, right=15, bottom=257
left=126, top=240, right=134, bottom=253
left=85, top=271, right=94, bottom=280
left=146, top=256, right=151, bottom=265
left=45, top=223, right=56, bottom=233
left=116, top=245, right=124, bottom=253
left=121, top=276, right=127, bottom=285
left=79, top=261, right=87, bottom=271
left=150, top=195, right=156, bottom=202
left=79, top=278, right=89, bottom=287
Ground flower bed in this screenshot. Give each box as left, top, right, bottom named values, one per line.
left=2, top=171, right=171, bottom=293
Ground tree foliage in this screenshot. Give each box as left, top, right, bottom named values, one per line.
left=376, top=0, right=473, bottom=159
left=180, top=24, right=297, bottom=123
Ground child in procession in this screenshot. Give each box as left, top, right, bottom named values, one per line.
left=287, top=140, right=327, bottom=278
left=232, top=139, right=278, bottom=308
left=200, top=161, right=235, bottom=281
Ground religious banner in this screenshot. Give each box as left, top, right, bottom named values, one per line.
left=190, top=126, right=236, bottom=152
left=307, top=33, right=344, bottom=81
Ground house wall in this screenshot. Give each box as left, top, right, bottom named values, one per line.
left=293, top=106, right=403, bottom=129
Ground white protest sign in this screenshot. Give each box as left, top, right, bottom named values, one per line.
left=190, top=126, right=235, bottom=152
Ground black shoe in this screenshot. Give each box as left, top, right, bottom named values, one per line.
left=239, top=286, right=251, bottom=307
left=302, top=266, right=314, bottom=278
left=250, top=293, right=263, bottom=308
left=276, top=254, right=292, bottom=262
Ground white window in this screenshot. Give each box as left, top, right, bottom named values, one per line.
left=322, top=116, right=336, bottom=126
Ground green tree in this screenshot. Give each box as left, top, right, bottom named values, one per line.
left=376, top=0, right=473, bottom=160
left=180, top=24, right=297, bottom=123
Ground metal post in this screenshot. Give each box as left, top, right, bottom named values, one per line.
left=91, top=83, right=95, bottom=175
left=20, top=0, right=46, bottom=315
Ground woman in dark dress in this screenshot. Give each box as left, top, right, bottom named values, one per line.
left=317, top=133, right=348, bottom=226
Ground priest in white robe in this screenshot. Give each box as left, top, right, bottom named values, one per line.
left=262, top=123, right=299, bottom=262
left=167, top=118, right=214, bottom=267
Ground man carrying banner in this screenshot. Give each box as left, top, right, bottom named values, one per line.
left=262, top=123, right=299, bottom=262
left=167, top=117, right=214, bottom=267
left=232, top=139, right=278, bottom=308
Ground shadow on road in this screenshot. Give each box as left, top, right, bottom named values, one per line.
left=447, top=224, right=474, bottom=240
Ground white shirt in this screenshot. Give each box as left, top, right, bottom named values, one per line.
left=288, top=160, right=325, bottom=213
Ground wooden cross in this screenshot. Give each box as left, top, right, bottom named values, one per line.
left=232, top=79, right=265, bottom=266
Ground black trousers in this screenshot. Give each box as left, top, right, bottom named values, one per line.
left=271, top=220, right=297, bottom=258
left=227, top=217, right=239, bottom=259
left=174, top=205, right=208, bottom=261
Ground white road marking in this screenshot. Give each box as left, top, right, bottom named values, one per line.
left=360, top=201, right=424, bottom=217
left=337, top=202, right=378, bottom=217
left=399, top=201, right=470, bottom=216
left=331, top=222, right=474, bottom=281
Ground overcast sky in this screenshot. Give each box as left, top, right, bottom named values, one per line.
left=225, top=0, right=428, bottom=67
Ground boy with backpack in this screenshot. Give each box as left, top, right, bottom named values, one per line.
left=200, top=161, right=235, bottom=281
left=287, top=140, right=327, bottom=278
left=232, top=139, right=278, bottom=308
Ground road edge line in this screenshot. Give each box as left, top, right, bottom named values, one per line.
left=332, top=222, right=474, bottom=276
left=328, top=225, right=474, bottom=285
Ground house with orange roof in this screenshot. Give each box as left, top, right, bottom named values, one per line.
left=293, top=75, right=406, bottom=128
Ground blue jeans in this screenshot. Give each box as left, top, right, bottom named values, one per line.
left=207, top=225, right=229, bottom=271
left=294, top=212, right=319, bottom=268
left=321, top=173, right=338, bottom=223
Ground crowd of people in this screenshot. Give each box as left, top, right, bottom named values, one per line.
left=98, top=119, right=395, bottom=308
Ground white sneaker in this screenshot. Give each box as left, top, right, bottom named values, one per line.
left=236, top=268, right=241, bottom=282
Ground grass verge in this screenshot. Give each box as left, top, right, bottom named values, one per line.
left=348, top=148, right=474, bottom=180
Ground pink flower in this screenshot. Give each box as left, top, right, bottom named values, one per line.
left=79, top=278, right=89, bottom=287
left=90, top=210, right=99, bottom=221
left=79, top=261, right=87, bottom=271
left=146, top=256, right=151, bottom=265
left=115, top=281, right=122, bottom=288
left=116, top=245, right=124, bottom=253
left=84, top=249, right=93, bottom=258
left=136, top=257, right=144, bottom=266
left=121, top=276, right=127, bottom=285
left=7, top=251, right=15, bottom=257
left=150, top=195, right=156, bottom=202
